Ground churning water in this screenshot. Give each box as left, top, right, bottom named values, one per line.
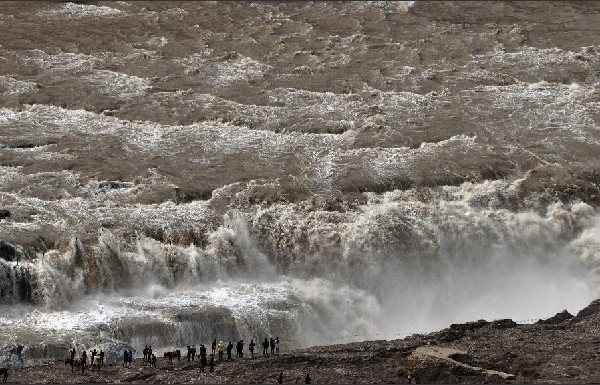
left=1, top=1, right=600, bottom=366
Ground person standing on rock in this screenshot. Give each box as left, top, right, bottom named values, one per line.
left=270, top=337, right=276, bottom=355
left=209, top=354, right=215, bottom=372
left=218, top=341, right=225, bottom=360
left=128, top=350, right=133, bottom=367
left=92, top=353, right=100, bottom=372
left=16, top=345, right=23, bottom=365
left=200, top=352, right=207, bottom=372
left=68, top=348, right=77, bottom=373
left=187, top=346, right=191, bottom=362
left=275, top=337, right=280, bottom=356
left=151, top=354, right=157, bottom=368
left=212, top=339, right=217, bottom=355
left=262, top=338, right=269, bottom=356
left=99, top=350, right=105, bottom=368
left=191, top=345, right=196, bottom=362
left=226, top=341, right=233, bottom=359
left=249, top=339, right=255, bottom=358
left=123, top=349, right=128, bottom=367
left=200, top=344, right=207, bottom=371
left=80, top=351, right=87, bottom=375
left=407, top=367, right=415, bottom=384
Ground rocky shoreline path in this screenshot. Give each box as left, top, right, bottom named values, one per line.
left=4, top=299, right=600, bottom=383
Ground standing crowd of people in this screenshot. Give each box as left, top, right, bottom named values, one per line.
left=67, top=347, right=105, bottom=374
left=63, top=336, right=328, bottom=383
left=65, top=335, right=281, bottom=374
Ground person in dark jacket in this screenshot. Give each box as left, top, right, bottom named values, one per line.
left=200, top=354, right=207, bottom=372
left=80, top=351, right=87, bottom=374
left=262, top=338, right=269, bottom=356
left=199, top=344, right=207, bottom=372
left=226, top=341, right=233, bottom=359
left=209, top=354, right=215, bottom=372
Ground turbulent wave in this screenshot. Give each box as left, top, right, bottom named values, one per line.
left=1, top=0, right=600, bottom=366
left=0, top=179, right=598, bottom=357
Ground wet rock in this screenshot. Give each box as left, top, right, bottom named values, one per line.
left=16, top=267, right=33, bottom=302
left=0, top=344, right=25, bottom=369
left=98, top=181, right=127, bottom=190
left=0, top=241, right=17, bottom=262
left=96, top=341, right=135, bottom=365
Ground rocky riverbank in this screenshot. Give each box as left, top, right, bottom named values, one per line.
left=4, top=298, right=600, bottom=384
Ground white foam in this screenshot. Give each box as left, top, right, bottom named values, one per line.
left=351, top=1, right=415, bottom=13
left=209, top=56, right=272, bottom=87
left=36, top=3, right=129, bottom=19
left=473, top=81, right=596, bottom=140
left=146, top=36, right=169, bottom=48
left=0, top=278, right=380, bottom=349
left=82, top=70, right=151, bottom=98
left=20, top=50, right=99, bottom=73
left=0, top=76, right=39, bottom=96
left=472, top=46, right=590, bottom=68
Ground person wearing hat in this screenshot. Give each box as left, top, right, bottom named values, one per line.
left=217, top=341, right=225, bottom=360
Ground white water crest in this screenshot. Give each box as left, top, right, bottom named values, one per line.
left=0, top=180, right=598, bottom=358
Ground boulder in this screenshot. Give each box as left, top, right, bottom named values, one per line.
left=571, top=299, right=600, bottom=323
left=439, top=320, right=490, bottom=342
left=536, top=310, right=573, bottom=325
left=491, top=319, right=517, bottom=329
left=0, top=241, right=17, bottom=261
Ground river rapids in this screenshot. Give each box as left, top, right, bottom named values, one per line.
left=1, top=1, right=600, bottom=366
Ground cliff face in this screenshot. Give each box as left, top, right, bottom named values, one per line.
left=4, top=298, right=600, bottom=384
